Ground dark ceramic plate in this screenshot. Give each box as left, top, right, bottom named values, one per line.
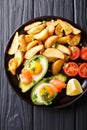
left=4, top=16, right=87, bottom=108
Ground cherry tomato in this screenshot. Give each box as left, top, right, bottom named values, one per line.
left=78, top=63, right=87, bottom=78
left=50, top=78, right=66, bottom=92
left=70, top=46, right=80, bottom=60
left=20, top=69, right=32, bottom=84
left=63, top=62, right=79, bottom=76
left=80, top=47, right=87, bottom=60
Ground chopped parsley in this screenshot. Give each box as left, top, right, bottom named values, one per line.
left=71, top=47, right=76, bottom=52
left=31, top=67, right=36, bottom=72
left=34, top=57, right=40, bottom=62
left=44, top=100, right=52, bottom=106
left=41, top=92, right=49, bottom=99
left=79, top=43, right=83, bottom=47
left=52, top=42, right=58, bottom=48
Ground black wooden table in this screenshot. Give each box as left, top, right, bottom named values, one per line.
left=1, top=0, right=87, bottom=130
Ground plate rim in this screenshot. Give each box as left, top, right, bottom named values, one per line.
left=4, top=15, right=87, bottom=109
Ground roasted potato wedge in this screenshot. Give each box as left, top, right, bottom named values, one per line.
left=34, top=28, right=49, bottom=40
left=43, top=48, right=64, bottom=59
left=8, top=58, right=18, bottom=75
left=18, top=35, right=27, bottom=51
left=52, top=58, right=66, bottom=75
left=57, top=35, right=70, bottom=44
left=46, top=20, right=58, bottom=27
left=57, top=19, right=72, bottom=35
left=45, top=35, right=58, bottom=48
left=47, top=25, right=55, bottom=36
left=27, top=40, right=42, bottom=50
left=55, top=24, right=63, bottom=37
left=25, top=45, right=44, bottom=59
left=27, top=23, right=46, bottom=35
left=65, top=22, right=81, bottom=34
left=67, top=34, right=81, bottom=45
left=8, top=32, right=19, bottom=55
left=24, top=35, right=34, bottom=43
left=57, top=44, right=71, bottom=55
left=24, top=21, right=42, bottom=31
left=47, top=57, right=57, bottom=62
left=14, top=50, right=24, bottom=67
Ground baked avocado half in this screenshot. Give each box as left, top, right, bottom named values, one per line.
left=19, top=55, right=48, bottom=93
left=31, top=74, right=67, bottom=106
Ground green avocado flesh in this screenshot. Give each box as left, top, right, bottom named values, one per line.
left=31, top=74, right=67, bottom=106
left=19, top=55, right=48, bottom=93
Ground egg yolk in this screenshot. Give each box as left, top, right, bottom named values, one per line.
left=40, top=85, right=54, bottom=99
left=29, top=61, right=42, bottom=75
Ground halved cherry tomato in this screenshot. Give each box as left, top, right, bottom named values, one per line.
left=20, top=69, right=32, bottom=84
left=70, top=46, right=80, bottom=60
left=63, top=62, right=79, bottom=76
left=78, top=63, right=87, bottom=78
left=80, top=47, right=87, bottom=60
left=50, top=78, right=66, bottom=92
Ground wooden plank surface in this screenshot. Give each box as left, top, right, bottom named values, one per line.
left=0, top=0, right=33, bottom=130
left=74, top=0, right=87, bottom=130
left=0, top=0, right=87, bottom=130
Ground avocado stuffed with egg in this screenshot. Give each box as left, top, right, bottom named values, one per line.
left=31, top=74, right=67, bottom=106
left=19, top=55, right=48, bottom=93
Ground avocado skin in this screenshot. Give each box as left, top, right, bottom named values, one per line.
left=31, top=74, right=67, bottom=105
left=19, top=55, right=48, bottom=93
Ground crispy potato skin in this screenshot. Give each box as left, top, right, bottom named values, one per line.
left=34, top=28, right=49, bottom=41
left=24, top=21, right=42, bottom=31
left=27, top=23, right=46, bottom=35
left=14, top=50, right=24, bottom=67
left=65, top=22, right=81, bottom=34
left=45, top=35, right=58, bottom=48
left=52, top=58, right=66, bottom=75
left=8, top=32, right=19, bottom=55
left=25, top=45, right=44, bottom=59
left=57, top=19, right=72, bottom=35
left=43, top=48, right=65, bottom=59
left=67, top=34, right=81, bottom=45
left=8, top=58, right=18, bottom=75
left=57, top=44, right=71, bottom=55
left=18, top=35, right=27, bottom=51
left=55, top=24, right=63, bottom=37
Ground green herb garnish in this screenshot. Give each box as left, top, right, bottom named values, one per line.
left=71, top=46, right=76, bottom=52
left=31, top=67, right=35, bottom=72
left=42, top=92, right=48, bottom=98
left=78, top=62, right=81, bottom=65
left=33, top=94, right=37, bottom=101
left=44, top=100, right=52, bottom=106
left=79, top=43, right=83, bottom=47
left=34, top=57, right=40, bottom=62
left=52, top=42, right=58, bottom=48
